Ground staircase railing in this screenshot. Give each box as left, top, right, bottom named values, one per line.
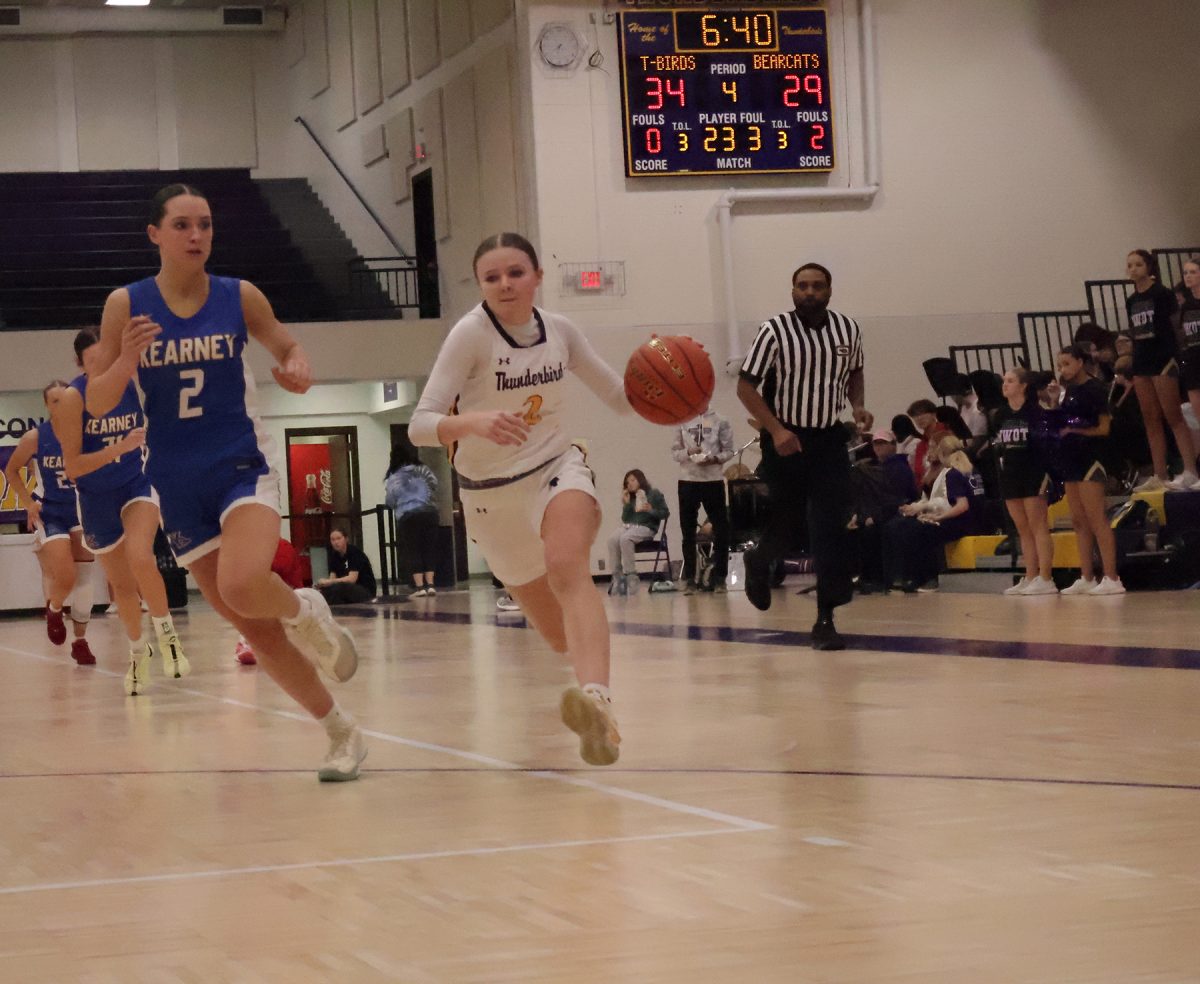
left=949, top=342, right=1027, bottom=375
left=1085, top=279, right=1135, bottom=334
left=1153, top=246, right=1200, bottom=290
left=295, top=116, right=408, bottom=260
left=348, top=257, right=420, bottom=312
left=1018, top=309, right=1091, bottom=371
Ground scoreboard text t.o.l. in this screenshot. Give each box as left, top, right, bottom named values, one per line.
left=617, top=8, right=834, bottom=177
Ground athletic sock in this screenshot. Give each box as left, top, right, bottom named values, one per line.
left=320, top=704, right=355, bottom=736
left=129, top=636, right=150, bottom=657
left=151, top=614, right=175, bottom=638
left=581, top=682, right=613, bottom=703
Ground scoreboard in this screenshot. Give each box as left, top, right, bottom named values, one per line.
left=617, top=8, right=834, bottom=177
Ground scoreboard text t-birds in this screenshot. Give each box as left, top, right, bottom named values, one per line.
left=617, top=8, right=834, bottom=176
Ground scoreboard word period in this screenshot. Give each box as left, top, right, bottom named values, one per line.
left=618, top=8, right=834, bottom=177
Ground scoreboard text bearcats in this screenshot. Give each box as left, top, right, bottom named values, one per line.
left=618, top=8, right=834, bottom=177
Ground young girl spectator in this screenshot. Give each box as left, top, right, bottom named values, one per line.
left=408, top=232, right=631, bottom=766
left=1055, top=345, right=1124, bottom=595
left=882, top=435, right=985, bottom=593
left=993, top=368, right=1055, bottom=595
left=1124, top=250, right=1197, bottom=489
left=317, top=527, right=376, bottom=604
left=384, top=444, right=441, bottom=596
left=606, top=469, right=670, bottom=596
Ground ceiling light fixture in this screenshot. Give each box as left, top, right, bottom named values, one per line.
left=105, top=0, right=152, bottom=7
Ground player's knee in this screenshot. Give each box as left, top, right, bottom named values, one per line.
left=218, top=570, right=266, bottom=617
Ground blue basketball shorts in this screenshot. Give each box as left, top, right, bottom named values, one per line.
left=152, top=453, right=281, bottom=566
left=36, top=498, right=82, bottom=542
left=78, top=471, right=158, bottom=554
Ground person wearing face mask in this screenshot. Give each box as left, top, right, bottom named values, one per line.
left=737, top=262, right=868, bottom=650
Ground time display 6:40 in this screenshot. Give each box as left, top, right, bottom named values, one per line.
left=618, top=7, right=834, bottom=176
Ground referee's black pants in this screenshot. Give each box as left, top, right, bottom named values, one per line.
left=756, top=424, right=854, bottom=611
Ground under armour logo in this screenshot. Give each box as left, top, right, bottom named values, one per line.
left=498, top=357, right=511, bottom=366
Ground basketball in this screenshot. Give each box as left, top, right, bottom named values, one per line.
left=624, top=334, right=716, bottom=425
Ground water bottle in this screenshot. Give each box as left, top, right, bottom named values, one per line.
left=635, top=489, right=648, bottom=510
left=1143, top=510, right=1160, bottom=552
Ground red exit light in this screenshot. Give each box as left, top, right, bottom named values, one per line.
left=578, top=270, right=604, bottom=290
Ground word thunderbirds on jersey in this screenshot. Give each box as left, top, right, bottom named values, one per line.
left=139, top=333, right=240, bottom=368
left=495, top=363, right=565, bottom=391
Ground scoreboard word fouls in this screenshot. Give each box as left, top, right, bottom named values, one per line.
left=618, top=8, right=834, bottom=176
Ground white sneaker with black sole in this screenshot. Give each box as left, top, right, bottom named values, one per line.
left=286, top=588, right=359, bottom=683
left=124, top=645, right=153, bottom=696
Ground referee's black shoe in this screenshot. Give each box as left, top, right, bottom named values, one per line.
left=743, top=546, right=771, bottom=611
left=810, top=616, right=846, bottom=651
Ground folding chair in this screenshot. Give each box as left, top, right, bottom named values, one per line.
left=632, top=519, right=673, bottom=584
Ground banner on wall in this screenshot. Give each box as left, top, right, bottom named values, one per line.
left=0, top=444, right=34, bottom=526
left=287, top=443, right=334, bottom=555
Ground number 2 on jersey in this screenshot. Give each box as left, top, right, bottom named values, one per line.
left=179, top=368, right=205, bottom=419
left=521, top=394, right=543, bottom=427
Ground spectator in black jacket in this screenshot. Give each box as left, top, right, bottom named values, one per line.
left=317, top=527, right=376, bottom=605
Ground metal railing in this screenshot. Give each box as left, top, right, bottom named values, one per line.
left=1017, top=309, right=1091, bottom=371
left=949, top=342, right=1027, bottom=375
left=1153, top=247, right=1200, bottom=290
left=348, top=256, right=420, bottom=312
left=1085, top=279, right=1135, bottom=334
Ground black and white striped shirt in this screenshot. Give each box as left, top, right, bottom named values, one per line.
left=740, top=309, right=864, bottom=429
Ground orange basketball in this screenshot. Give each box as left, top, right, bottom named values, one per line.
left=624, top=335, right=716, bottom=426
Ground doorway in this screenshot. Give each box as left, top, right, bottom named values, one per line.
left=412, top=169, right=440, bottom=319
left=284, top=426, right=361, bottom=581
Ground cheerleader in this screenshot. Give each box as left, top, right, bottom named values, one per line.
left=1178, top=257, right=1200, bottom=466
left=1124, top=250, right=1197, bottom=489
left=1055, top=346, right=1124, bottom=595
left=992, top=368, right=1055, bottom=595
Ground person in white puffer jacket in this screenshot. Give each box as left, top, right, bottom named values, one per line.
left=670, top=408, right=734, bottom=594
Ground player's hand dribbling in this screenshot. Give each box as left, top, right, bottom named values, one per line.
left=464, top=411, right=529, bottom=446
left=272, top=347, right=312, bottom=394
left=119, top=316, right=161, bottom=365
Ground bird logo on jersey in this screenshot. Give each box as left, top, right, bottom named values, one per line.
left=166, top=530, right=193, bottom=553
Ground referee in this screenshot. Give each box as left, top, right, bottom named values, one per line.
left=737, top=262, right=867, bottom=650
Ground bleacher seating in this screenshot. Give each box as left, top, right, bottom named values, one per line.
left=0, top=169, right=338, bottom=330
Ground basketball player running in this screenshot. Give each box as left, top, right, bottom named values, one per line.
left=85, top=183, right=367, bottom=781
left=52, top=328, right=189, bottom=695
left=409, top=232, right=630, bottom=766
left=3, top=384, right=98, bottom=665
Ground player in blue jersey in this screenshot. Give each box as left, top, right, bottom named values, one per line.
left=3, top=383, right=98, bottom=665
left=85, top=183, right=365, bottom=781
left=52, top=328, right=188, bottom=695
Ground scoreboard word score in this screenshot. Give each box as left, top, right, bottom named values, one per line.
left=617, top=7, right=834, bottom=177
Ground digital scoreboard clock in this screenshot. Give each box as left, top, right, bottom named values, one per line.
left=617, top=8, right=834, bottom=177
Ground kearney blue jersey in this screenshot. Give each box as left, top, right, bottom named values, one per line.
left=126, top=275, right=274, bottom=482
left=34, top=419, right=75, bottom=507
left=69, top=374, right=144, bottom=494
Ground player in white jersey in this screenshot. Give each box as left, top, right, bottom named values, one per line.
left=409, top=233, right=631, bottom=766
left=85, top=183, right=366, bottom=781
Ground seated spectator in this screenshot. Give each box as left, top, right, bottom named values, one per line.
left=1073, top=322, right=1118, bottom=382
left=907, top=398, right=946, bottom=482
left=891, top=413, right=920, bottom=466
left=881, top=436, right=985, bottom=593
left=317, top=526, right=377, bottom=605
left=850, top=430, right=917, bottom=592
left=953, top=388, right=989, bottom=440
left=606, top=469, right=669, bottom=596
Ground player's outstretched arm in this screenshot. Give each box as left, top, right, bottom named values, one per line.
left=87, top=289, right=159, bottom=417
left=242, top=281, right=312, bottom=394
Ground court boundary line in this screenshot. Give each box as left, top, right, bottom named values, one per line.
left=0, top=641, right=773, bottom=835
left=0, top=827, right=751, bottom=897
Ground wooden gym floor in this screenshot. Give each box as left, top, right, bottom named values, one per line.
left=0, top=581, right=1198, bottom=983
